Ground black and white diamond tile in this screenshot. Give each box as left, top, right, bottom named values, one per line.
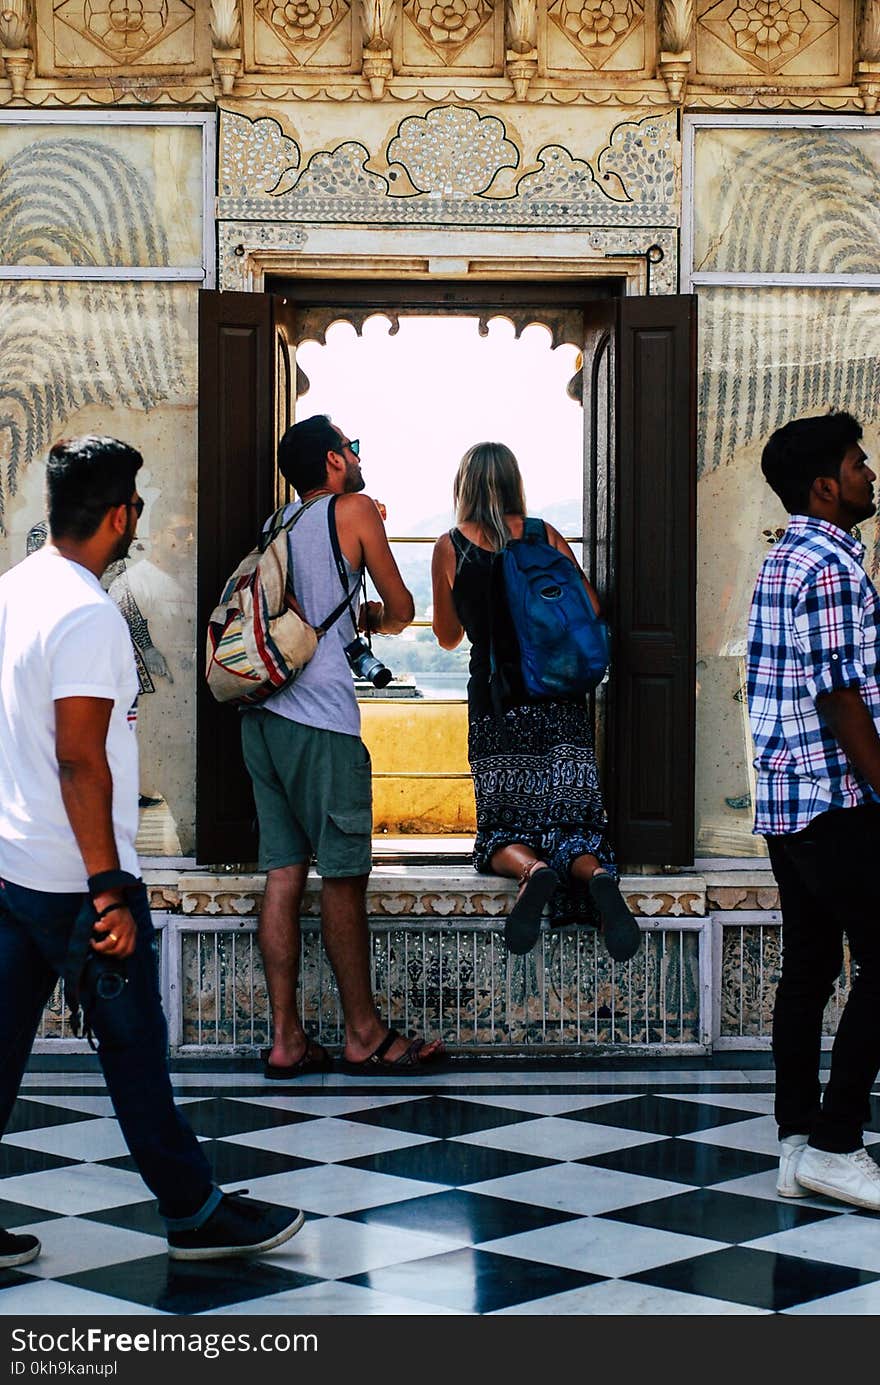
left=1, top=1069, right=879, bottom=1314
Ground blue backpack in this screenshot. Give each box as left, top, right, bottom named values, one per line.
left=499, top=518, right=610, bottom=699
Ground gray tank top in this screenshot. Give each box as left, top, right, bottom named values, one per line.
left=260, top=495, right=362, bottom=737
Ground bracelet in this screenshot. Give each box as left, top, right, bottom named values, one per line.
left=88, top=870, right=140, bottom=899
left=94, top=901, right=126, bottom=921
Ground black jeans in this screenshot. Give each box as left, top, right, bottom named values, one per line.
left=767, top=803, right=880, bottom=1153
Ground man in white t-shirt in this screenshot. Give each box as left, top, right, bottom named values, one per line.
left=0, top=435, right=304, bottom=1268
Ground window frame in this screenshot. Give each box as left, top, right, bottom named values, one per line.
left=0, top=109, right=216, bottom=285
left=682, top=113, right=880, bottom=295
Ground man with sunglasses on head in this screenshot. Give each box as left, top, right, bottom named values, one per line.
left=242, top=415, right=446, bottom=1077
left=0, top=435, right=305, bottom=1269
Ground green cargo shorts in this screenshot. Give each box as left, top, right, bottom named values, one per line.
left=241, top=708, right=372, bottom=877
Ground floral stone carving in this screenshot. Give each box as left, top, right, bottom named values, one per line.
left=386, top=105, right=519, bottom=195
left=699, top=0, right=836, bottom=76
left=54, top=0, right=194, bottom=63
left=547, top=0, right=644, bottom=67
left=403, top=0, right=493, bottom=61
left=596, top=112, right=676, bottom=206
left=216, top=110, right=678, bottom=282
left=254, top=0, right=348, bottom=61
left=730, top=0, right=808, bottom=64
left=219, top=110, right=300, bottom=198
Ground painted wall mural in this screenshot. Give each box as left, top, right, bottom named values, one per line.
left=693, top=125, right=880, bottom=855
left=0, top=123, right=203, bottom=854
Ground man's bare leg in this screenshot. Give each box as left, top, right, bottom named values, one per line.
left=258, top=864, right=310, bottom=1067
left=321, top=875, right=443, bottom=1064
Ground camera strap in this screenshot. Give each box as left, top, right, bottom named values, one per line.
left=314, top=495, right=360, bottom=638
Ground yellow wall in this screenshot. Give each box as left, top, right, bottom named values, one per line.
left=361, top=700, right=475, bottom=834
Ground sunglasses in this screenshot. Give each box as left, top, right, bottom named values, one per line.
left=341, top=439, right=360, bottom=457
left=128, top=497, right=145, bottom=518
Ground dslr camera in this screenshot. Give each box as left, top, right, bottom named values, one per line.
left=344, top=635, right=393, bottom=689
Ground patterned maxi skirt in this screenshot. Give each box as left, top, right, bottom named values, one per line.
left=469, top=699, right=616, bottom=928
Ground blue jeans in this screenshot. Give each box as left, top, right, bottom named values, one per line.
left=0, top=877, right=220, bottom=1228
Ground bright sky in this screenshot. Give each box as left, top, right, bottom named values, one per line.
left=296, top=315, right=584, bottom=535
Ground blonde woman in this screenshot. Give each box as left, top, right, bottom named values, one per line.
left=431, top=442, right=640, bottom=962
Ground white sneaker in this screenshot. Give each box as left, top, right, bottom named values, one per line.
left=776, top=1134, right=809, bottom=1197
left=795, top=1145, right=880, bottom=1211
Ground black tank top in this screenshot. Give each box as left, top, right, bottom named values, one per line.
left=450, top=528, right=526, bottom=718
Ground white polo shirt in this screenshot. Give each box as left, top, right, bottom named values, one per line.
left=0, top=546, right=140, bottom=891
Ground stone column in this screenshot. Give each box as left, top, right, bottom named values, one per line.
left=658, top=0, right=693, bottom=104
left=0, top=0, right=32, bottom=104
left=505, top=0, right=538, bottom=101
left=360, top=0, right=398, bottom=99
left=857, top=0, right=880, bottom=114
left=211, top=0, right=242, bottom=98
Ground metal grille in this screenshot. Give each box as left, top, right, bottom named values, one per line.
left=713, top=912, right=849, bottom=1047
left=175, top=918, right=709, bottom=1053
left=34, top=926, right=165, bottom=1051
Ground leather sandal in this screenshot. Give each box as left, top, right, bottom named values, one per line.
left=261, top=1040, right=333, bottom=1079
left=505, top=861, right=560, bottom=956
left=339, top=1028, right=446, bottom=1077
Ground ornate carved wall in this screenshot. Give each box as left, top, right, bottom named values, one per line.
left=3, top=3, right=878, bottom=883
left=216, top=103, right=680, bottom=291
left=2, top=0, right=875, bottom=109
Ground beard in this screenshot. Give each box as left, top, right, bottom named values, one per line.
left=344, top=462, right=365, bottom=494
left=111, top=520, right=136, bottom=563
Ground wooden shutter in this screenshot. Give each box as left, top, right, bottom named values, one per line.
left=196, top=290, right=293, bottom=864
left=608, top=295, right=697, bottom=865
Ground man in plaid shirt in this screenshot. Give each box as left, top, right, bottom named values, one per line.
left=747, top=410, right=880, bottom=1211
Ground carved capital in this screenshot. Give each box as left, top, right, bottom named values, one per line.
left=856, top=59, right=880, bottom=113
left=1, top=0, right=31, bottom=99
left=211, top=0, right=241, bottom=95
left=505, top=49, right=538, bottom=101
left=660, top=0, right=693, bottom=55
left=362, top=45, right=393, bottom=98
left=658, top=51, right=691, bottom=104
left=213, top=48, right=242, bottom=97
left=860, top=0, right=880, bottom=62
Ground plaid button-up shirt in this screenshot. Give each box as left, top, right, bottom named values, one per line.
left=746, top=513, right=880, bottom=836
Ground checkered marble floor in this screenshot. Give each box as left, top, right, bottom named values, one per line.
left=3, top=1064, right=880, bottom=1316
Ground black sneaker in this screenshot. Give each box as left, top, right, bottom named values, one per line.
left=0, top=1229, right=40, bottom=1269
left=166, top=1191, right=304, bottom=1262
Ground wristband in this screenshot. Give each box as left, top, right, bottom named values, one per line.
left=88, top=870, right=140, bottom=899
left=94, top=901, right=126, bottom=921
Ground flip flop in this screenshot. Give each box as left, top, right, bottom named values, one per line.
left=261, top=1041, right=333, bottom=1080
left=338, top=1029, right=447, bottom=1077
left=588, top=872, right=641, bottom=963
left=505, top=866, right=560, bottom=955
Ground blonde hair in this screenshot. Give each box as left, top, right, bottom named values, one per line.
left=453, top=442, right=526, bottom=552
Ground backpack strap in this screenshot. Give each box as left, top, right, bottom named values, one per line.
left=259, top=493, right=324, bottom=553
left=521, top=516, right=547, bottom=543
left=315, top=495, right=360, bottom=638
left=487, top=547, right=514, bottom=717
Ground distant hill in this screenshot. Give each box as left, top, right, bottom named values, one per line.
left=406, top=496, right=583, bottom=538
